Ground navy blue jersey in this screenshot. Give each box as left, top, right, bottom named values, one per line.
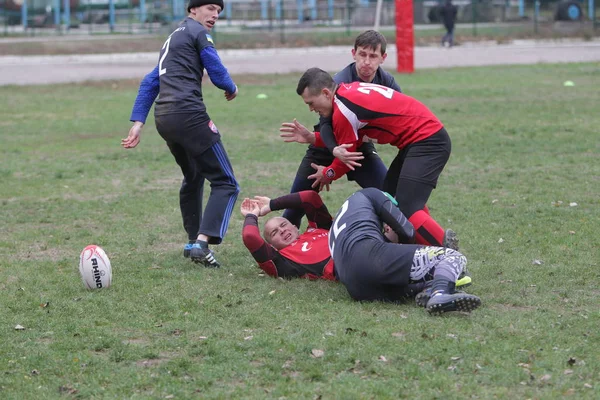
left=328, top=189, right=415, bottom=269
left=333, top=62, right=401, bottom=92
left=155, top=17, right=214, bottom=116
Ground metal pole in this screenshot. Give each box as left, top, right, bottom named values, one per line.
left=374, top=0, right=383, bottom=31
left=22, top=0, right=28, bottom=30
left=109, top=0, right=115, bottom=32
left=472, top=0, right=477, bottom=36
left=534, top=0, right=539, bottom=34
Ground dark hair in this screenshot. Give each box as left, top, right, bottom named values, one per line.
left=296, top=68, right=336, bottom=96
left=354, top=30, right=387, bottom=55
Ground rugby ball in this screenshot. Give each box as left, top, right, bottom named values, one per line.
left=79, top=245, right=112, bottom=289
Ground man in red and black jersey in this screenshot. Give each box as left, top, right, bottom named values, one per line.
left=285, top=67, right=458, bottom=251
left=241, top=191, right=335, bottom=280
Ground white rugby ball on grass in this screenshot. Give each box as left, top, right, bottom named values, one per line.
left=79, top=245, right=112, bottom=289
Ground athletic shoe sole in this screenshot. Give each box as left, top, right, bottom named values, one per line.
left=426, top=293, right=481, bottom=314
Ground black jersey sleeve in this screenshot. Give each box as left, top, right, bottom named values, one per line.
left=360, top=188, right=415, bottom=244
left=269, top=191, right=332, bottom=230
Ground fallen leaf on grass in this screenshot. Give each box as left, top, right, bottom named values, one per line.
left=311, top=349, right=324, bottom=358
left=540, top=374, right=552, bottom=382
left=532, top=259, right=543, bottom=265
left=378, top=356, right=388, bottom=362
left=30, top=369, right=40, bottom=376
left=451, top=357, right=461, bottom=361
left=568, top=231, right=576, bottom=235
left=392, top=332, right=405, bottom=338
left=551, top=201, right=563, bottom=207
left=518, top=363, right=530, bottom=368
left=498, top=238, right=504, bottom=243
left=584, top=383, right=592, bottom=388
left=269, top=290, right=276, bottom=295
left=244, top=336, right=253, bottom=341
left=569, top=202, right=578, bottom=207
left=14, top=325, right=25, bottom=330
left=564, top=369, right=574, bottom=375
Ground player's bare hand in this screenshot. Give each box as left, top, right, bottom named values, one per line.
left=333, top=144, right=363, bottom=170
left=279, top=119, right=315, bottom=144
left=122, top=122, right=143, bottom=149
left=225, top=86, right=238, bottom=101
left=253, top=196, right=272, bottom=216
left=240, top=198, right=260, bottom=217
left=308, top=163, right=332, bottom=192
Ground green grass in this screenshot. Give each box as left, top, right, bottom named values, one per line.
left=1, top=63, right=599, bottom=399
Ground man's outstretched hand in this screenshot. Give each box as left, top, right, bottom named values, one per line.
left=280, top=119, right=315, bottom=144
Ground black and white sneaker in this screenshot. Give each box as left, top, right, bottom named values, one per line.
left=426, top=292, right=481, bottom=314
left=190, top=245, right=220, bottom=268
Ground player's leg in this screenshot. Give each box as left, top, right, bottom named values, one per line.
left=190, top=139, right=239, bottom=267
left=411, top=247, right=481, bottom=314
left=348, top=142, right=387, bottom=190
left=156, top=115, right=205, bottom=258
left=395, top=129, right=455, bottom=248
left=283, top=147, right=333, bottom=228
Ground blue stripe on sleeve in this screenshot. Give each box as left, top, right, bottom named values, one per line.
left=130, top=66, right=160, bottom=123
left=200, top=46, right=237, bottom=94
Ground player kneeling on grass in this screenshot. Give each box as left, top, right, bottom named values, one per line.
left=329, top=188, right=480, bottom=314
left=241, top=189, right=476, bottom=314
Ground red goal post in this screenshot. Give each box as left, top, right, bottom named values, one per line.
left=395, top=0, right=415, bottom=73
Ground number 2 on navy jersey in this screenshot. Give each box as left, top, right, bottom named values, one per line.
left=356, top=82, right=394, bottom=99
left=158, top=36, right=172, bottom=76
left=328, top=200, right=349, bottom=255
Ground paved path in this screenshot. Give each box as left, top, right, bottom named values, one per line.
left=1, top=39, right=599, bottom=86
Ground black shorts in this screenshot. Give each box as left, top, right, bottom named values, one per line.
left=384, top=127, right=451, bottom=191
left=155, top=112, right=220, bottom=157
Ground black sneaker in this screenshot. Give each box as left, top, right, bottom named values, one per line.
left=415, top=273, right=472, bottom=307
left=190, top=244, right=220, bottom=268
left=426, top=292, right=481, bottom=314
left=443, top=229, right=459, bottom=251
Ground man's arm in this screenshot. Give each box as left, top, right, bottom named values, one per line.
left=200, top=47, right=238, bottom=99
left=130, top=66, right=160, bottom=124
left=361, top=189, right=415, bottom=244
left=269, top=191, right=332, bottom=230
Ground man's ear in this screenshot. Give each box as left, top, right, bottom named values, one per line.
left=322, top=87, right=333, bottom=99
left=381, top=53, right=387, bottom=62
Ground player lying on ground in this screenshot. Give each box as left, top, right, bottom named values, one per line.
left=329, top=188, right=480, bottom=314
left=240, top=190, right=474, bottom=313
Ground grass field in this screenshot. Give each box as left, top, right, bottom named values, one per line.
left=1, top=62, right=599, bottom=399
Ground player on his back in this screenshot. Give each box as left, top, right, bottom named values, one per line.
left=283, top=68, right=457, bottom=250
left=280, top=30, right=400, bottom=228
left=122, top=0, right=239, bottom=268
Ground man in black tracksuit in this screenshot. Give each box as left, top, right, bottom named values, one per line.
left=124, top=0, right=239, bottom=268
left=440, top=0, right=458, bottom=47
left=329, top=188, right=481, bottom=314
left=281, top=30, right=401, bottom=228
